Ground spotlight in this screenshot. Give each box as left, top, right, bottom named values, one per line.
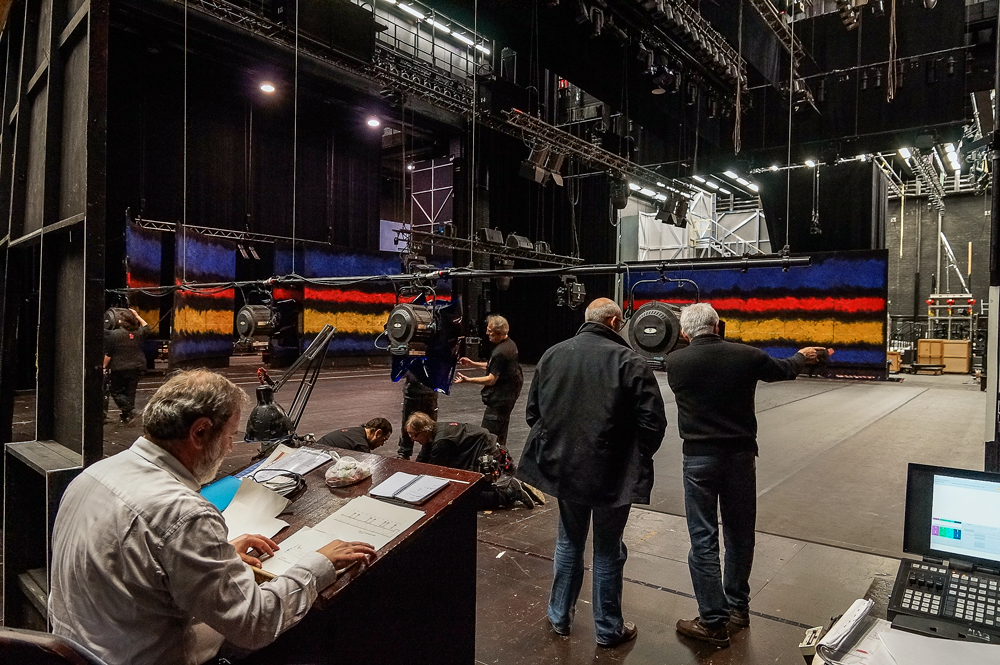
left=556, top=275, right=586, bottom=309
left=367, top=117, right=381, bottom=127
left=574, top=0, right=590, bottom=24
left=898, top=147, right=912, bottom=159
left=260, top=82, right=276, bottom=93
left=770, top=165, right=779, bottom=171
left=836, top=0, right=858, bottom=30
left=237, top=243, right=250, bottom=259
left=944, top=143, right=956, bottom=154
left=407, top=163, right=415, bottom=171
left=923, top=0, right=937, bottom=7
left=805, top=159, right=816, bottom=167
left=589, top=7, right=604, bottom=38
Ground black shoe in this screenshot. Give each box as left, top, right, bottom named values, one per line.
left=729, top=609, right=750, bottom=628
left=506, top=478, right=534, bottom=509
left=598, top=622, right=637, bottom=648
left=549, top=620, right=570, bottom=637
left=676, top=617, right=730, bottom=648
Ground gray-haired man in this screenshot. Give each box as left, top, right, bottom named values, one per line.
left=665, top=303, right=831, bottom=648
left=49, top=370, right=375, bottom=665
left=455, top=314, right=523, bottom=447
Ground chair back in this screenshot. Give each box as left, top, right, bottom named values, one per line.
left=0, top=627, right=108, bottom=665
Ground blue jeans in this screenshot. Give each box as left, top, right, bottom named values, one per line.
left=548, top=499, right=632, bottom=644
left=682, top=451, right=757, bottom=629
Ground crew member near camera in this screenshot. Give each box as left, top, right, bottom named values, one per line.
left=517, top=298, right=667, bottom=648
left=405, top=411, right=538, bottom=509
left=104, top=307, right=150, bottom=424
left=454, top=314, right=523, bottom=447
left=316, top=417, right=392, bottom=453
left=49, top=370, right=376, bottom=665
left=665, top=303, right=831, bottom=648
left=396, top=371, right=438, bottom=460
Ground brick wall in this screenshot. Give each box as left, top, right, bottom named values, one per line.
left=886, top=194, right=992, bottom=317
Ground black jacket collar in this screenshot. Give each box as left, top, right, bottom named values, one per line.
left=576, top=321, right=631, bottom=348
left=689, top=334, right=723, bottom=346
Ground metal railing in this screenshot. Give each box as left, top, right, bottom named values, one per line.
left=690, top=218, right=765, bottom=258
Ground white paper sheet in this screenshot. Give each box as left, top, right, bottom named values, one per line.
left=221, top=478, right=290, bottom=540
left=369, top=472, right=419, bottom=498
left=312, top=495, right=423, bottom=550
left=879, top=629, right=1000, bottom=665
left=259, top=527, right=333, bottom=576
left=255, top=446, right=333, bottom=479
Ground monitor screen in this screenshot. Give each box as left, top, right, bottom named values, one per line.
left=903, top=464, right=1000, bottom=569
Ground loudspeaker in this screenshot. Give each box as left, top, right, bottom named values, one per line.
left=506, top=234, right=534, bottom=250
left=478, top=228, right=504, bottom=244
left=610, top=178, right=630, bottom=209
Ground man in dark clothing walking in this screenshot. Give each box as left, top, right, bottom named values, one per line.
left=517, top=298, right=667, bottom=648
left=316, top=417, right=392, bottom=453
left=104, top=308, right=150, bottom=423
left=665, top=302, right=831, bottom=648
left=455, top=314, right=524, bottom=446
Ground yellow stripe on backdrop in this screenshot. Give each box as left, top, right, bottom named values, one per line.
left=304, top=309, right=390, bottom=336
left=725, top=318, right=884, bottom=345
left=173, top=308, right=234, bottom=335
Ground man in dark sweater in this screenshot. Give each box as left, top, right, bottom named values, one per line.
left=103, top=308, right=150, bottom=424
left=315, top=417, right=392, bottom=454
left=664, top=302, right=831, bottom=648
left=455, top=315, right=523, bottom=447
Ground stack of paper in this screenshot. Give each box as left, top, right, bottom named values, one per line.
left=221, top=478, right=290, bottom=541
left=817, top=599, right=875, bottom=664
left=260, top=496, right=423, bottom=576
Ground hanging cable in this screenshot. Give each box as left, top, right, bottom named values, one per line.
left=292, top=0, right=300, bottom=275
left=784, top=8, right=795, bottom=252
left=733, top=0, right=744, bottom=154
left=887, top=0, right=897, bottom=102
left=182, top=0, right=188, bottom=282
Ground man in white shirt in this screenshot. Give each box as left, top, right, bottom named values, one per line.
left=49, top=369, right=375, bottom=665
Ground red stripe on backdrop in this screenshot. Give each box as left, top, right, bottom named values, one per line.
left=126, top=273, right=160, bottom=289
left=272, top=288, right=302, bottom=301
left=305, top=287, right=397, bottom=305
left=631, top=296, right=885, bottom=314
left=173, top=282, right=236, bottom=301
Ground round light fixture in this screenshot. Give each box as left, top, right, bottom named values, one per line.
left=260, top=82, right=276, bottom=94
left=367, top=117, right=381, bottom=128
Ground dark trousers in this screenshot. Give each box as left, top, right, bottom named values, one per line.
left=397, top=391, right=438, bottom=459
left=481, top=401, right=516, bottom=447
left=105, top=369, right=142, bottom=419
left=682, top=450, right=757, bottom=629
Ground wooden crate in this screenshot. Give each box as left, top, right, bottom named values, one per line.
left=887, top=351, right=901, bottom=372
left=941, top=340, right=971, bottom=374
left=917, top=339, right=944, bottom=365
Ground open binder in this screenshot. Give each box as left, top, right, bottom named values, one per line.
left=370, top=472, right=450, bottom=505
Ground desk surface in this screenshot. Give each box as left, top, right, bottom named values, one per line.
left=271, top=448, right=485, bottom=604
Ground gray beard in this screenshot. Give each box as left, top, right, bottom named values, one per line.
left=193, top=436, right=227, bottom=486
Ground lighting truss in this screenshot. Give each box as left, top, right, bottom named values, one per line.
left=174, top=0, right=474, bottom=116
left=871, top=154, right=905, bottom=199
left=652, top=1, right=747, bottom=90
left=503, top=109, right=699, bottom=200
left=401, top=229, right=585, bottom=266
left=131, top=216, right=333, bottom=247
left=907, top=148, right=946, bottom=211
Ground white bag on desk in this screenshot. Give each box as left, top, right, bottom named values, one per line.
left=324, top=454, right=372, bottom=487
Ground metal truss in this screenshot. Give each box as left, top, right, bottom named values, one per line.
left=503, top=110, right=699, bottom=198
left=131, top=216, right=333, bottom=246
left=175, top=0, right=474, bottom=116
left=747, top=0, right=817, bottom=74
left=908, top=148, right=946, bottom=211
left=403, top=230, right=585, bottom=267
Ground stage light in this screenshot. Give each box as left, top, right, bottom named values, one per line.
left=475, top=43, right=491, bottom=55
left=426, top=19, right=450, bottom=33
left=718, top=187, right=731, bottom=195
left=944, top=143, right=956, bottom=154
left=898, top=147, right=912, bottom=159
left=692, top=175, right=706, bottom=183
left=656, top=181, right=666, bottom=187
left=748, top=183, right=760, bottom=192
left=770, top=165, right=779, bottom=171
left=400, top=4, right=426, bottom=19
left=723, top=170, right=738, bottom=179
left=857, top=154, right=868, bottom=161
left=454, top=33, right=474, bottom=46
left=805, top=160, right=816, bottom=167
left=654, top=193, right=668, bottom=201
left=639, top=187, right=656, bottom=196
left=260, top=82, right=276, bottom=93
left=407, top=163, right=415, bottom=170
left=704, top=180, right=719, bottom=189
left=367, top=117, right=381, bottom=127
left=736, top=177, right=751, bottom=186
left=629, top=182, right=641, bottom=191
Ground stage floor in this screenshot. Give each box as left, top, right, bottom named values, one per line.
left=14, top=361, right=987, bottom=663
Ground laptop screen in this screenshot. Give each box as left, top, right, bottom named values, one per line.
left=904, top=463, right=1000, bottom=570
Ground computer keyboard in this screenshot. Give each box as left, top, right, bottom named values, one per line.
left=890, top=560, right=1000, bottom=634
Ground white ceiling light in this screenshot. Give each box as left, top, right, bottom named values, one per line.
left=426, top=19, right=450, bottom=33
left=259, top=82, right=276, bottom=93
left=639, top=188, right=656, bottom=196
left=628, top=182, right=641, bottom=191
left=454, top=33, right=475, bottom=46
left=692, top=175, right=706, bottom=183
left=400, top=4, right=426, bottom=19
left=654, top=193, right=668, bottom=201
left=898, top=147, right=912, bottom=159
left=475, top=43, right=491, bottom=54
left=723, top=170, right=739, bottom=179
left=704, top=180, right=719, bottom=189
left=656, top=181, right=667, bottom=187
left=383, top=0, right=397, bottom=4
left=748, top=183, right=760, bottom=192
left=718, top=187, right=731, bottom=195
left=944, top=143, right=956, bottom=154
left=367, top=117, right=381, bottom=127
left=770, top=164, right=779, bottom=171
left=805, top=159, right=816, bottom=167
left=736, top=177, right=751, bottom=186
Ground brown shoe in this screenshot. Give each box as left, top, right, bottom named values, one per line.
left=676, top=617, right=730, bottom=647
left=522, top=482, right=547, bottom=505
left=729, top=610, right=750, bottom=628
left=598, top=621, right=638, bottom=647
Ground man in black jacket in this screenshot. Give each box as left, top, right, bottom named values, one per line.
left=315, top=417, right=392, bottom=453
left=665, top=302, right=831, bottom=648
left=517, top=298, right=667, bottom=648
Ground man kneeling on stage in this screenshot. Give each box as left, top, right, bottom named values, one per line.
left=404, top=412, right=540, bottom=510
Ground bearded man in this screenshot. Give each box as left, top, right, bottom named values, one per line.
left=48, top=370, right=375, bottom=665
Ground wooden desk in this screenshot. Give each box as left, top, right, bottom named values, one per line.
left=250, top=449, right=487, bottom=664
